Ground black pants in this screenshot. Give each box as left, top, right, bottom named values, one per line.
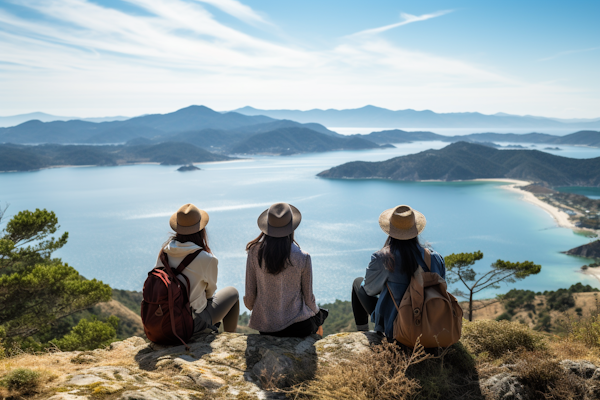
left=260, top=309, right=328, bottom=338
left=352, top=277, right=379, bottom=331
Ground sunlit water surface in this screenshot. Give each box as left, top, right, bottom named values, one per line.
left=1, top=141, right=600, bottom=310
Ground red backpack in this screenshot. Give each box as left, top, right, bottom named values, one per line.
left=141, top=250, right=200, bottom=350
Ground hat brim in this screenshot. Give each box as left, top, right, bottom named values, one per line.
left=169, top=209, right=209, bottom=234
left=378, top=207, right=426, bottom=240
left=257, top=204, right=301, bottom=238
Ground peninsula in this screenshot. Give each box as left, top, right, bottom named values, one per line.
left=317, top=142, right=600, bottom=187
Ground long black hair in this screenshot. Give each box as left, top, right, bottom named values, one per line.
left=246, top=232, right=296, bottom=275
left=382, top=236, right=422, bottom=277
left=164, top=229, right=212, bottom=254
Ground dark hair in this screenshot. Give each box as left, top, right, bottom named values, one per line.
left=164, top=229, right=212, bottom=254
left=246, top=232, right=296, bottom=275
left=382, top=236, right=422, bottom=277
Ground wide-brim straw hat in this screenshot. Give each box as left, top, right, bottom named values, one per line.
left=379, top=205, right=426, bottom=240
left=169, top=203, right=209, bottom=235
left=257, top=202, right=302, bottom=238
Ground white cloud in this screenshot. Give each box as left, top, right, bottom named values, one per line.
left=348, top=10, right=453, bottom=37
left=539, top=46, right=600, bottom=61
left=0, top=1, right=597, bottom=118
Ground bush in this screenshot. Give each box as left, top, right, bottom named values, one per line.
left=569, top=313, right=600, bottom=348
left=461, top=320, right=545, bottom=358
left=1, top=368, right=40, bottom=391
left=52, top=316, right=118, bottom=351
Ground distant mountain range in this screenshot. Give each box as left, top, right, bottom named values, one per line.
left=0, top=112, right=130, bottom=127
left=317, top=142, right=600, bottom=187
left=0, top=142, right=232, bottom=172
left=355, top=129, right=600, bottom=147
left=234, top=105, right=600, bottom=130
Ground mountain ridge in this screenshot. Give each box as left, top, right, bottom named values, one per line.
left=234, top=106, right=600, bottom=129
left=317, top=141, right=600, bottom=187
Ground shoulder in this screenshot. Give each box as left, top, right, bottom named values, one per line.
left=290, top=243, right=310, bottom=264
left=426, top=248, right=445, bottom=268
left=192, top=250, right=218, bottom=266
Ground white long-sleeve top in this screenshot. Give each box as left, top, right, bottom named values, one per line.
left=154, top=240, right=218, bottom=314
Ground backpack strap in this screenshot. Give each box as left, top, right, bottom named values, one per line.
left=160, top=250, right=201, bottom=299
left=413, top=248, right=431, bottom=272
left=386, top=283, right=401, bottom=312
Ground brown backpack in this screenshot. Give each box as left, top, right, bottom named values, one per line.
left=387, top=249, right=463, bottom=348
left=141, top=250, right=200, bottom=350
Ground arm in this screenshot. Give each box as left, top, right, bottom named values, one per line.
left=363, top=252, right=390, bottom=297
left=204, top=256, right=218, bottom=299
left=301, top=254, right=320, bottom=314
left=243, top=254, right=257, bottom=311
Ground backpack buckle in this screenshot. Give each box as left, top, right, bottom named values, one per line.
left=413, top=308, right=420, bottom=315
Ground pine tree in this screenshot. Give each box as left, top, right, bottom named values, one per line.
left=0, top=207, right=111, bottom=341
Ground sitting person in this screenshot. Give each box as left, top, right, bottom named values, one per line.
left=351, top=205, right=446, bottom=339
left=156, top=203, right=239, bottom=333
left=243, top=202, right=328, bottom=337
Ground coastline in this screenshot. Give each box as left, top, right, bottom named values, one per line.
left=471, top=178, right=577, bottom=230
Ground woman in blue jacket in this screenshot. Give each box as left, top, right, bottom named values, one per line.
left=351, top=205, right=446, bottom=339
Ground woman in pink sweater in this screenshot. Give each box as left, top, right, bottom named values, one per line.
left=244, top=202, right=328, bottom=337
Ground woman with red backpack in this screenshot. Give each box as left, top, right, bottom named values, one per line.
left=142, top=204, right=239, bottom=347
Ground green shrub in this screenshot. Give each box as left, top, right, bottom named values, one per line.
left=461, top=320, right=545, bottom=358
left=1, top=368, right=40, bottom=391
left=52, top=316, right=118, bottom=351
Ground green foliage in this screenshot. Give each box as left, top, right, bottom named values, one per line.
left=1, top=368, right=40, bottom=391
left=238, top=311, right=250, bottom=326
left=0, top=207, right=112, bottom=346
left=111, top=289, right=143, bottom=315
left=319, top=299, right=372, bottom=336
left=543, top=283, right=598, bottom=312
left=498, top=289, right=536, bottom=316
left=461, top=320, right=546, bottom=358
left=445, top=250, right=541, bottom=321
left=52, top=316, right=118, bottom=351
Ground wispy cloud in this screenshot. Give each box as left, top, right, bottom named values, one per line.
left=0, top=1, right=593, bottom=118
left=348, top=10, right=453, bottom=37
left=539, top=46, right=600, bottom=61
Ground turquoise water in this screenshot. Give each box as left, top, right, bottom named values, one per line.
left=1, top=141, right=599, bottom=309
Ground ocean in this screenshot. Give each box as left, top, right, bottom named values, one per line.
left=1, top=141, right=599, bottom=310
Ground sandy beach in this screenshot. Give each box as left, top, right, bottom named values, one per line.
left=472, top=178, right=578, bottom=230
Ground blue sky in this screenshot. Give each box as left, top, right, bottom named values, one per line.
left=1, top=0, right=599, bottom=118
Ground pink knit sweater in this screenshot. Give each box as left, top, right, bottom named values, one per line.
left=244, top=243, right=320, bottom=332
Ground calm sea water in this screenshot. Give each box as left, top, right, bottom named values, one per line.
left=1, top=141, right=599, bottom=310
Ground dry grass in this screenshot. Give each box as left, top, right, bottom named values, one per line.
left=287, top=341, right=426, bottom=400
left=462, top=319, right=546, bottom=358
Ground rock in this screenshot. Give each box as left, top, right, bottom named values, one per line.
left=481, top=372, right=528, bottom=400
left=560, top=359, right=600, bottom=379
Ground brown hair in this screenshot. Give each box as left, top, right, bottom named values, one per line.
left=246, top=232, right=297, bottom=275
left=382, top=236, right=422, bottom=277
left=164, top=229, right=212, bottom=254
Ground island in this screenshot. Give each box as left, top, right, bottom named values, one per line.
left=177, top=165, right=200, bottom=172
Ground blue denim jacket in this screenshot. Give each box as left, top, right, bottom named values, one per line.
left=363, top=245, right=446, bottom=338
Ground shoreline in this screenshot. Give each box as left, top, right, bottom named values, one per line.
left=471, top=178, right=578, bottom=230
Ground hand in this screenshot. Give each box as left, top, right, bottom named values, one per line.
left=316, top=326, right=323, bottom=336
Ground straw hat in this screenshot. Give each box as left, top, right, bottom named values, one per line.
left=257, top=202, right=302, bottom=238
left=169, top=203, right=209, bottom=234
left=378, top=205, right=426, bottom=240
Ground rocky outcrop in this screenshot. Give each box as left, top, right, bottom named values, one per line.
left=565, top=240, right=600, bottom=258
left=32, top=331, right=382, bottom=400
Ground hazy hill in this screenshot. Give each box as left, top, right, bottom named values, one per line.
left=234, top=105, right=600, bottom=129
left=0, top=112, right=129, bottom=128
left=0, top=105, right=274, bottom=144
left=229, top=127, right=380, bottom=155
left=0, top=142, right=231, bottom=171
left=356, top=129, right=600, bottom=148
left=317, top=141, right=600, bottom=186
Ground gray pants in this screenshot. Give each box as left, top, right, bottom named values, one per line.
left=194, top=286, right=239, bottom=333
